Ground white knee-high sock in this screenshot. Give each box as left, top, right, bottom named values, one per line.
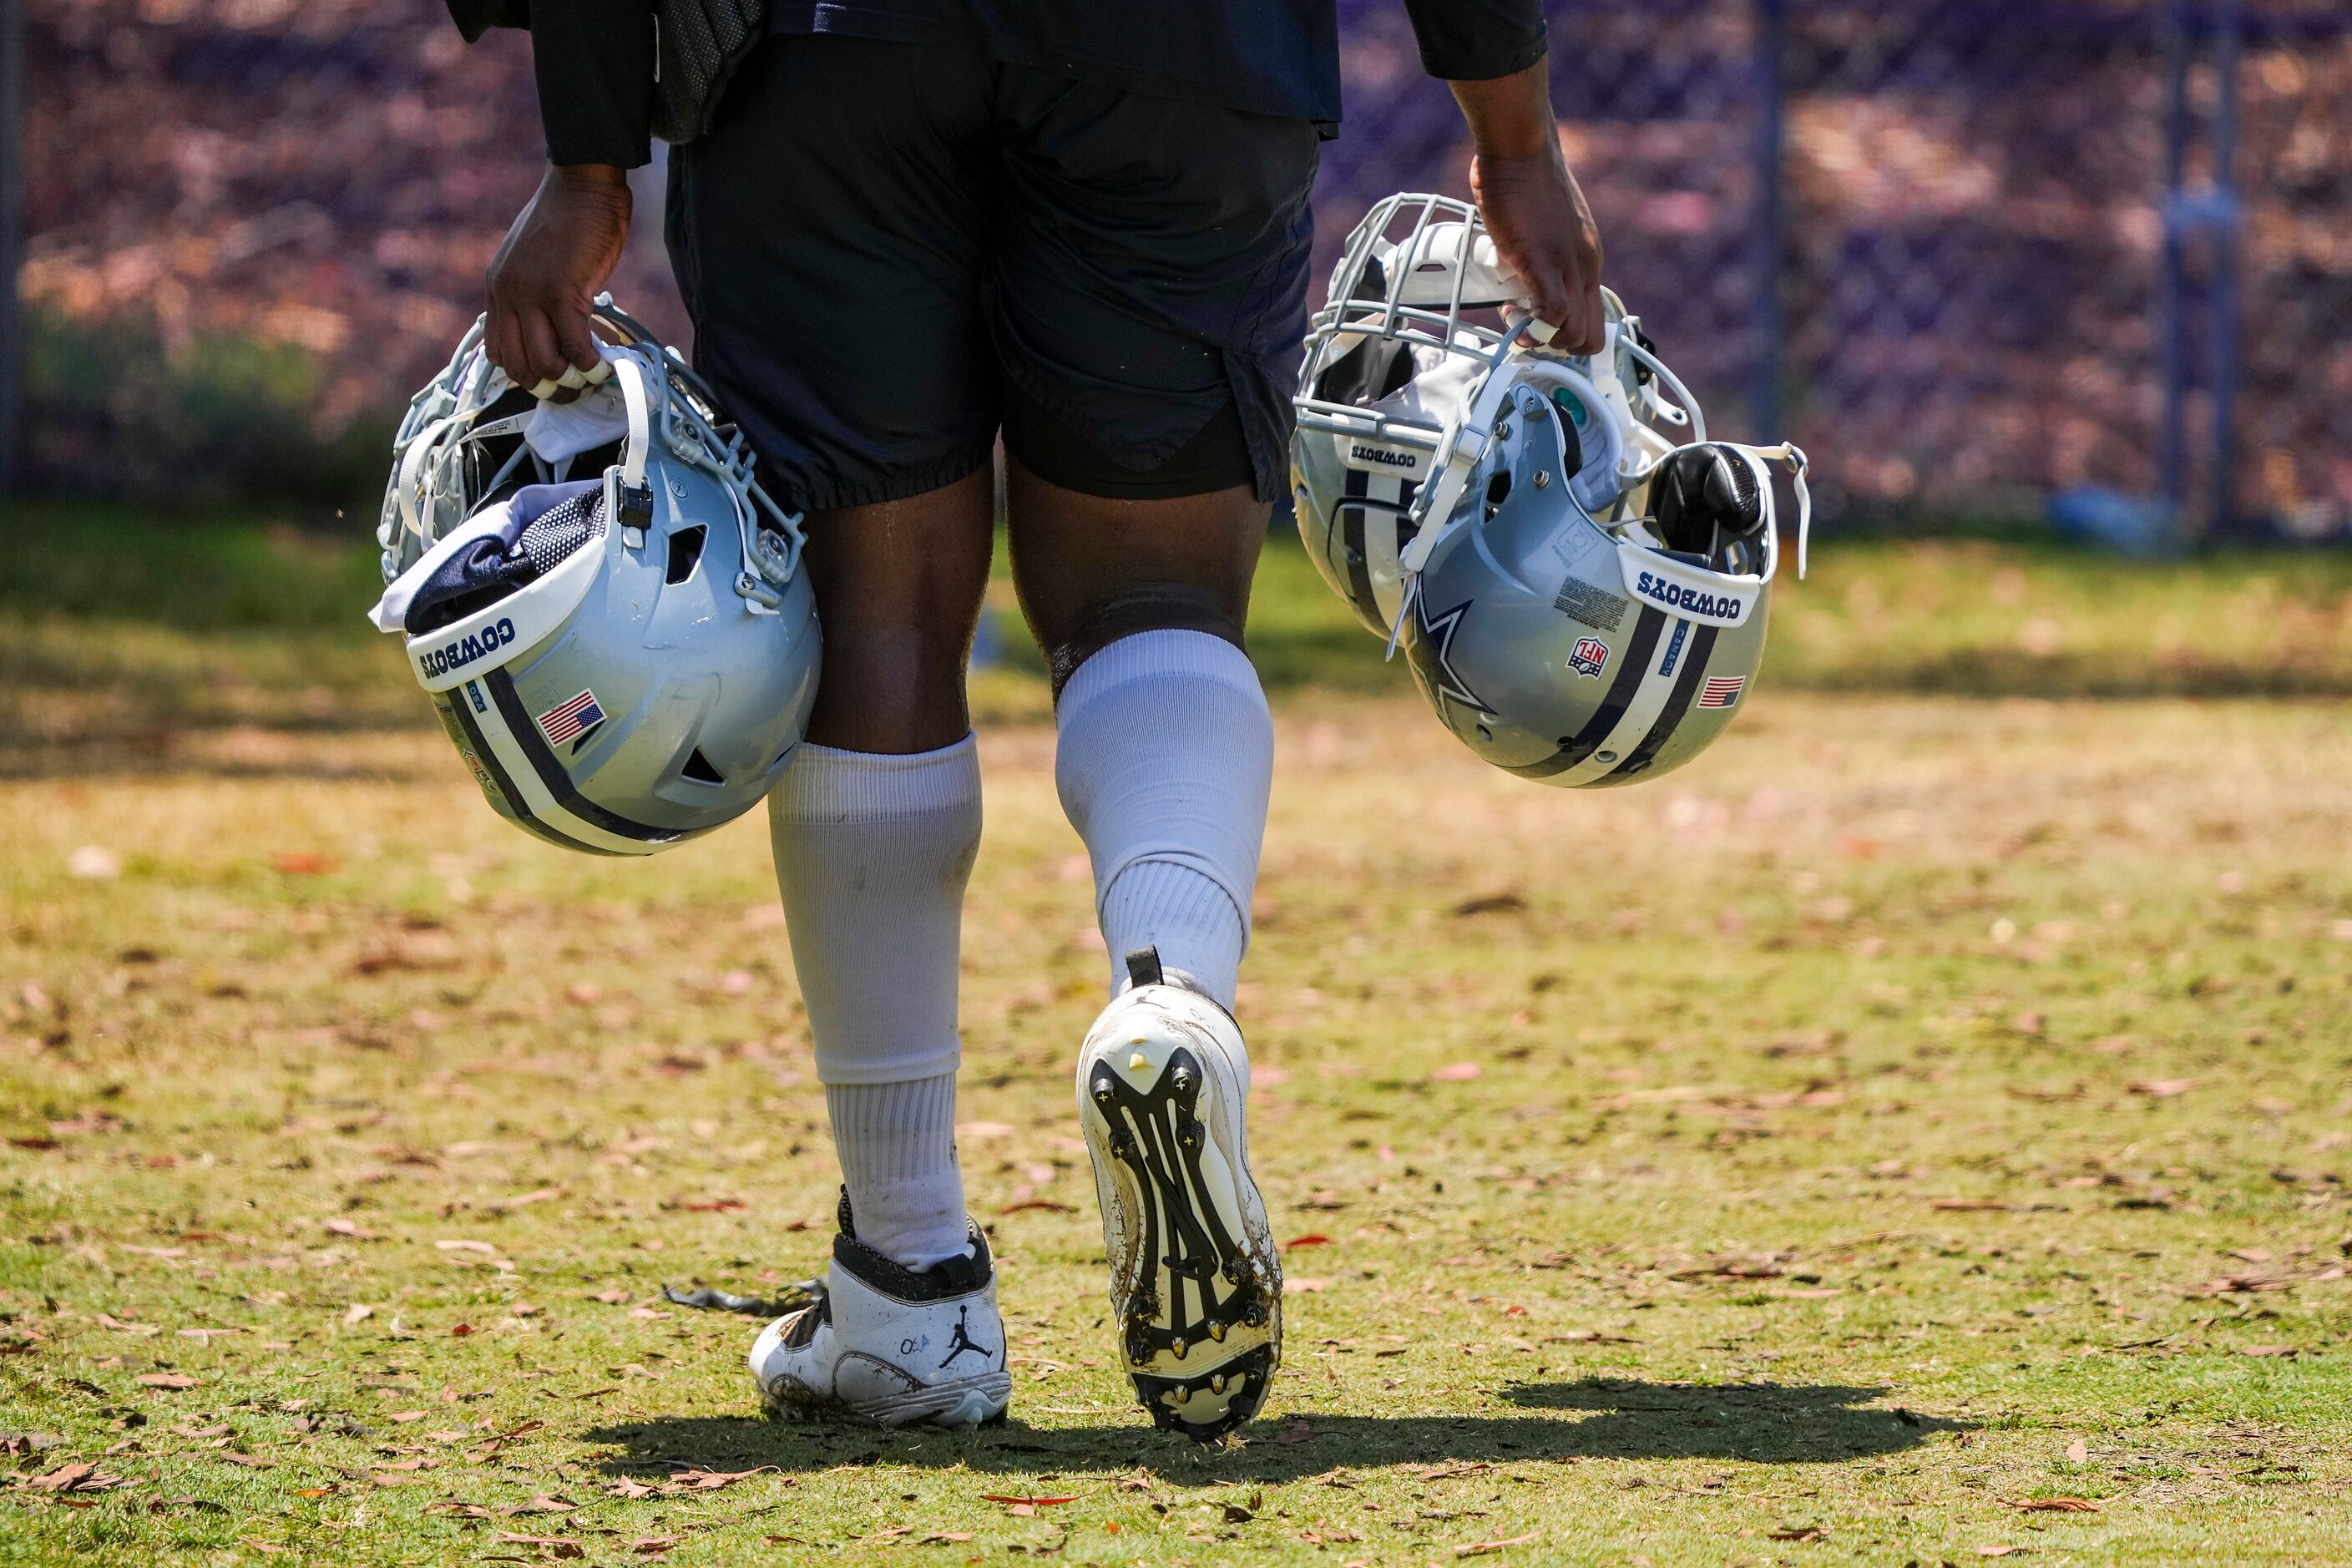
left=822, top=1075, right=967, bottom=1271
left=1055, top=630, right=1273, bottom=1011
left=769, top=738, right=979, bottom=1269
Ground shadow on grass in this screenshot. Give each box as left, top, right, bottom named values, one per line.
left=581, top=1378, right=1968, bottom=1483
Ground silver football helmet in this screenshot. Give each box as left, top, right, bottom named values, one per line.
left=1292, top=193, right=1808, bottom=787
left=371, top=297, right=819, bottom=853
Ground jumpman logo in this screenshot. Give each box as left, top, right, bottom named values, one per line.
left=938, top=1303, right=994, bottom=1368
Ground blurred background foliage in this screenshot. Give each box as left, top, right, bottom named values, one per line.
left=4, top=499, right=2347, bottom=779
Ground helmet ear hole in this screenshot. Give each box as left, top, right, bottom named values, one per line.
left=665, top=525, right=708, bottom=585
left=680, top=746, right=725, bottom=785
left=1485, top=470, right=1512, bottom=508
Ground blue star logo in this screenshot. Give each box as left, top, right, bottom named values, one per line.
left=1406, top=596, right=1496, bottom=719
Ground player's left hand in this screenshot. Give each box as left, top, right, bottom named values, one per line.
left=1471, top=147, right=1606, bottom=357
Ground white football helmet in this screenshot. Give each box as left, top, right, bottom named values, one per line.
left=372, top=297, right=820, bottom=852
left=1292, top=193, right=1808, bottom=787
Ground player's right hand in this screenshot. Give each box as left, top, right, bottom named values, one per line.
left=485, top=164, right=633, bottom=402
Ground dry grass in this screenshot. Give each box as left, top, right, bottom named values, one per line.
left=3, top=679, right=2349, bottom=1564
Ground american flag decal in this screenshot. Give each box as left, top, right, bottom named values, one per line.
left=536, top=689, right=606, bottom=746
left=1697, top=675, right=1746, bottom=709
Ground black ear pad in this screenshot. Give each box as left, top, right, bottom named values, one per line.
left=1651, top=443, right=1764, bottom=559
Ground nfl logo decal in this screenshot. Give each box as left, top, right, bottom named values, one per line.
left=1567, top=637, right=1610, bottom=678
left=537, top=688, right=607, bottom=746
left=1697, top=675, right=1745, bottom=708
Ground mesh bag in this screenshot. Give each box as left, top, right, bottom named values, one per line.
left=516, top=488, right=605, bottom=577
left=652, top=0, right=768, bottom=145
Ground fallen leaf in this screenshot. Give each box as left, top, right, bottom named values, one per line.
left=341, top=1303, right=375, bottom=1326
left=1284, top=1277, right=1329, bottom=1293
left=1432, top=1063, right=1482, bottom=1081
left=271, top=851, right=336, bottom=876
left=27, top=1462, right=95, bottom=1492
left=1456, top=1534, right=1539, bottom=1556
left=170, top=1424, right=230, bottom=1439
left=508, top=1494, right=579, bottom=1515
left=495, top=1187, right=563, bottom=1210
left=630, top=1538, right=682, bottom=1556
left=135, top=1373, right=200, bottom=1389
left=493, top=1533, right=585, bottom=1559
left=669, top=1466, right=775, bottom=1490
left=609, top=1477, right=657, bottom=1500
left=2064, top=1439, right=2089, bottom=1464
left=2006, top=1498, right=2099, bottom=1513
left=1222, top=1503, right=1255, bottom=1524
left=981, top=1494, right=1081, bottom=1509
left=1451, top=891, right=1525, bottom=917
left=998, top=1199, right=1076, bottom=1215
left=1976, top=1549, right=2030, bottom=1559
left=2238, top=1344, right=2301, bottom=1358
left=1768, top=1526, right=1828, bottom=1541
left=1932, top=1198, right=2013, bottom=1212
left=2128, top=1080, right=2195, bottom=1099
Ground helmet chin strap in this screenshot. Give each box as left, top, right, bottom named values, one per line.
left=1726, top=442, right=1810, bottom=582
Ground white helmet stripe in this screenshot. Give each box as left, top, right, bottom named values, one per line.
left=1539, top=614, right=1702, bottom=787
left=450, top=675, right=679, bottom=856
left=1500, top=605, right=1669, bottom=780
left=1363, top=469, right=1413, bottom=630
left=1598, top=622, right=1722, bottom=782
left=441, top=684, right=637, bottom=857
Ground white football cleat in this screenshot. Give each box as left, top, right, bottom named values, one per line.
left=1077, top=946, right=1282, bottom=1442
left=748, top=1199, right=1011, bottom=1430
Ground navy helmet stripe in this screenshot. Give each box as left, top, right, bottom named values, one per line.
left=1501, top=604, right=1667, bottom=780
left=440, top=687, right=627, bottom=857
left=1603, top=622, right=1720, bottom=781
left=482, top=670, right=685, bottom=846
left=1338, top=466, right=1377, bottom=621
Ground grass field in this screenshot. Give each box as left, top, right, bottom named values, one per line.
left=3, top=504, right=2349, bottom=1565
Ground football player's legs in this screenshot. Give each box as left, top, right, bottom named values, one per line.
left=994, top=78, right=1313, bottom=1009
left=680, top=35, right=999, bottom=1276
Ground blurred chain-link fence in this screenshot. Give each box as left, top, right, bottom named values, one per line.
left=8, top=0, right=2349, bottom=537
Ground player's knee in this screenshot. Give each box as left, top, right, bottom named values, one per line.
left=1043, top=585, right=1247, bottom=698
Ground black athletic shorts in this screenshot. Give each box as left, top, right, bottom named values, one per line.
left=665, top=34, right=1323, bottom=513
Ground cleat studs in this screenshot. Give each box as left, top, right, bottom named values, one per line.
left=1129, top=1050, right=1149, bottom=1071
left=1210, top=1373, right=1227, bottom=1394
left=1171, top=1337, right=1187, bottom=1360
left=1207, top=1319, right=1227, bottom=1342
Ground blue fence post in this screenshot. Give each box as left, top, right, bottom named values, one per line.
left=2208, top=0, right=2243, bottom=534
left=2157, top=0, right=2189, bottom=524
left=1750, top=0, right=1786, bottom=445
